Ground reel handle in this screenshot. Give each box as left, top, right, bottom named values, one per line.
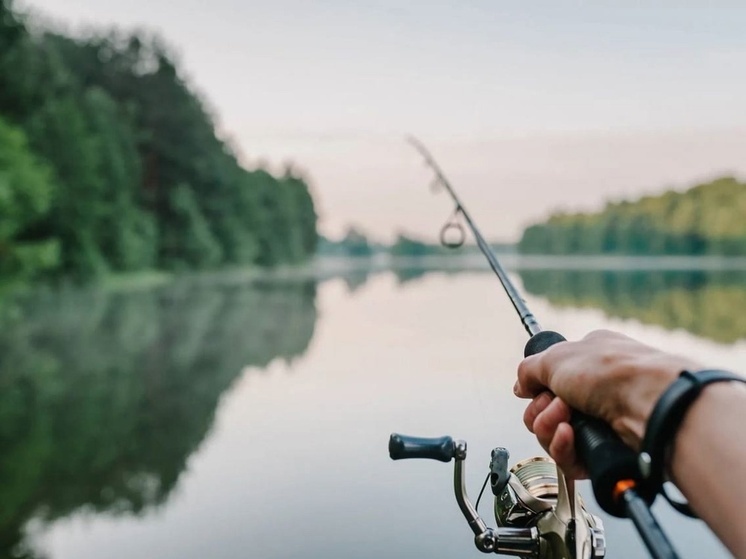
left=389, top=433, right=456, bottom=462
left=524, top=330, right=647, bottom=518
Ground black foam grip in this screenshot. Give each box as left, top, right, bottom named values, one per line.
left=524, top=330, right=567, bottom=357
left=388, top=433, right=455, bottom=462
left=523, top=331, right=647, bottom=518
left=572, top=412, right=645, bottom=517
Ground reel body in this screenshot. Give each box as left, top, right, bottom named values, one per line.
left=389, top=434, right=605, bottom=558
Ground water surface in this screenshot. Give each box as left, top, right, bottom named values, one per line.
left=1, top=266, right=743, bottom=558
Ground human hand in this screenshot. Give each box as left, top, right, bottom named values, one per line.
left=514, top=330, right=699, bottom=478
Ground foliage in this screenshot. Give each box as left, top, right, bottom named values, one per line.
left=0, top=115, right=59, bottom=277
left=317, top=226, right=377, bottom=258
left=390, top=233, right=449, bottom=257
left=0, top=1, right=317, bottom=280
left=519, top=177, right=746, bottom=255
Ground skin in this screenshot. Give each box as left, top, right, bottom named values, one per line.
left=514, top=329, right=746, bottom=558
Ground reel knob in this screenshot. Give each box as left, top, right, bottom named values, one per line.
left=388, top=433, right=457, bottom=462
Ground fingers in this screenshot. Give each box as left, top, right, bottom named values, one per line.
left=516, top=330, right=625, bottom=400
left=549, top=422, right=588, bottom=479
left=515, top=339, right=574, bottom=399
left=532, top=397, right=571, bottom=451
left=522, top=396, right=587, bottom=478
left=523, top=391, right=553, bottom=433
left=515, top=353, right=549, bottom=398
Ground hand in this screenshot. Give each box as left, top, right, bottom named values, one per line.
left=514, top=330, right=699, bottom=479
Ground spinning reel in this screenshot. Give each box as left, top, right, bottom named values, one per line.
left=389, top=434, right=606, bottom=558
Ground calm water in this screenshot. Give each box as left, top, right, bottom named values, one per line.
left=1, top=265, right=744, bottom=559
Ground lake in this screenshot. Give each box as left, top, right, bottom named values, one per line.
left=1, top=260, right=743, bottom=558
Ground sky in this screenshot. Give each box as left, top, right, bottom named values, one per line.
left=22, top=0, right=746, bottom=241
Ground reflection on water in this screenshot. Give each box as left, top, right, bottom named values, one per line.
left=0, top=264, right=741, bottom=559
left=518, top=269, right=746, bottom=343
left=0, top=280, right=317, bottom=558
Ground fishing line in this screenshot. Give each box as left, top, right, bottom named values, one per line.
left=474, top=472, right=491, bottom=513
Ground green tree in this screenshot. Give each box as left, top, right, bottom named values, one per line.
left=0, top=116, right=58, bottom=278
left=161, top=184, right=223, bottom=269
left=82, top=87, right=156, bottom=270
left=340, top=226, right=374, bottom=258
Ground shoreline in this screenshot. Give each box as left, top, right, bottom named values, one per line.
left=5, top=254, right=746, bottom=298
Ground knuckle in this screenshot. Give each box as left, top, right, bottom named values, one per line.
left=523, top=405, right=534, bottom=431
left=533, top=410, right=553, bottom=440
left=516, top=357, right=532, bottom=381
left=584, top=329, right=613, bottom=340
left=523, top=392, right=552, bottom=431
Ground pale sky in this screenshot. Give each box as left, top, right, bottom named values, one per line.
left=22, top=0, right=746, bottom=241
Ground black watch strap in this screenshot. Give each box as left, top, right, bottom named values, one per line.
left=639, top=369, right=746, bottom=516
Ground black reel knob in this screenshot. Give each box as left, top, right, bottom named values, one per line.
left=389, top=433, right=456, bottom=462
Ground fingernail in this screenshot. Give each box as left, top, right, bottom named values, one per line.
left=513, top=381, right=520, bottom=395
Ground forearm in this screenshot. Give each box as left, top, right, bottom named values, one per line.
left=670, top=382, right=746, bottom=558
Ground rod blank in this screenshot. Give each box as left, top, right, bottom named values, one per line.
left=408, top=136, right=541, bottom=336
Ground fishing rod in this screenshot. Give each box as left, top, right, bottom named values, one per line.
left=388, top=137, right=679, bottom=559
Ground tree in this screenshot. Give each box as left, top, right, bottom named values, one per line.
left=0, top=116, right=59, bottom=278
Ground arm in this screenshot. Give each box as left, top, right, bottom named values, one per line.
left=514, top=330, right=746, bottom=557
left=669, top=382, right=746, bottom=558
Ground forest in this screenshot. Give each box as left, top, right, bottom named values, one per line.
left=519, top=177, right=746, bottom=255
left=0, top=0, right=317, bottom=281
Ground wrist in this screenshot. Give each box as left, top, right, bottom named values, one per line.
left=663, top=379, right=746, bottom=559
left=614, top=356, right=691, bottom=449
left=639, top=369, right=746, bottom=502
left=669, top=381, right=746, bottom=484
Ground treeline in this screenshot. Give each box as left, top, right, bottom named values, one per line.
left=519, top=177, right=746, bottom=255
left=318, top=226, right=514, bottom=258
left=317, top=227, right=384, bottom=258
left=318, top=228, right=450, bottom=258
left=0, top=0, right=317, bottom=280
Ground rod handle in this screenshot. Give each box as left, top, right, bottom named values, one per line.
left=571, top=411, right=645, bottom=517
left=524, top=331, right=647, bottom=518
left=388, top=433, right=456, bottom=462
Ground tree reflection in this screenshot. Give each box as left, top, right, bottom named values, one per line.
left=0, top=279, right=317, bottom=558
left=518, top=269, right=746, bottom=344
